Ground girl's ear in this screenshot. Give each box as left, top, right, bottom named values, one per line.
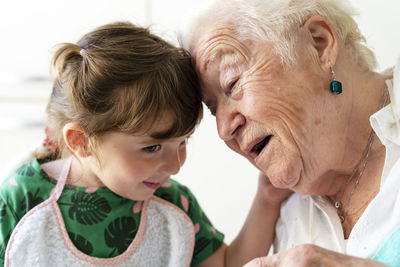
left=62, top=122, right=91, bottom=157
left=301, top=15, right=339, bottom=71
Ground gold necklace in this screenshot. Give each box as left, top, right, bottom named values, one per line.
left=332, top=83, right=388, bottom=223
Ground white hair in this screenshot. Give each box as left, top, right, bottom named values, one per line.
left=185, top=0, right=377, bottom=71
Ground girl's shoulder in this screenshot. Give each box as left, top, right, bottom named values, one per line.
left=0, top=158, right=54, bottom=220
left=153, top=179, right=220, bottom=234
left=154, top=179, right=196, bottom=213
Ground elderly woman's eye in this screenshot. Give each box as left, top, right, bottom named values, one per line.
left=230, top=80, right=238, bottom=89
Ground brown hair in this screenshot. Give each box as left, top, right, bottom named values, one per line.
left=46, top=22, right=202, bottom=158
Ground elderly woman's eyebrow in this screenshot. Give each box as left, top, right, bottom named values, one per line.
left=201, top=48, right=222, bottom=72
left=221, top=55, right=244, bottom=73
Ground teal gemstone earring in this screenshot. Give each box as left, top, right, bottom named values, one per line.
left=330, top=66, right=342, bottom=94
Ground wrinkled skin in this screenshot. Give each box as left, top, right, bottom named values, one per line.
left=191, top=15, right=389, bottom=267
left=243, top=244, right=388, bottom=267
left=192, top=29, right=349, bottom=196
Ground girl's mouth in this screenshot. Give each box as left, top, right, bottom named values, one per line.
left=143, top=181, right=161, bottom=190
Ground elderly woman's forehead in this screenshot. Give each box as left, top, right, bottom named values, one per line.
left=195, top=29, right=250, bottom=70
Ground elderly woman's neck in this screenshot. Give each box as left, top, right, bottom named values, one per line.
left=326, top=61, right=390, bottom=237
left=337, top=56, right=389, bottom=155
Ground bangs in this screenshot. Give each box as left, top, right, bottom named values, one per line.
left=90, top=63, right=203, bottom=139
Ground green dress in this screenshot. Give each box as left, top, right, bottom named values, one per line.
left=0, top=158, right=224, bottom=266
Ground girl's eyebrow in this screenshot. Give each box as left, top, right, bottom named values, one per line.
left=149, top=125, right=176, bottom=139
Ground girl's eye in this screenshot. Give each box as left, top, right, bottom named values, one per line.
left=142, top=144, right=161, bottom=152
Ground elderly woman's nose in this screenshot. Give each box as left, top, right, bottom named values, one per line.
left=216, top=106, right=246, bottom=141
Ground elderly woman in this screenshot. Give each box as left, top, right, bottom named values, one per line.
left=186, top=0, right=399, bottom=266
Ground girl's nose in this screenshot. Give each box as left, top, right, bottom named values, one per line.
left=162, top=148, right=183, bottom=176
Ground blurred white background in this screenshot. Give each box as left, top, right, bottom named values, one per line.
left=0, top=0, right=399, bottom=244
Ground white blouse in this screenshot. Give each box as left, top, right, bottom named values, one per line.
left=274, top=58, right=400, bottom=264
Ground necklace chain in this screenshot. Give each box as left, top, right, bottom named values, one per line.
left=332, top=82, right=389, bottom=223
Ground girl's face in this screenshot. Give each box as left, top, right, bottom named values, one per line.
left=85, top=117, right=189, bottom=201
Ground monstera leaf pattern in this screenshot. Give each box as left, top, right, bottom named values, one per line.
left=105, top=217, right=136, bottom=257
left=15, top=163, right=35, bottom=177
left=68, top=232, right=93, bottom=255
left=21, top=188, right=44, bottom=211
left=193, top=237, right=211, bottom=256
left=0, top=201, right=6, bottom=223
left=63, top=192, right=111, bottom=225
left=157, top=192, right=173, bottom=204
left=211, top=237, right=222, bottom=251
left=0, top=231, right=11, bottom=257
left=192, top=236, right=223, bottom=260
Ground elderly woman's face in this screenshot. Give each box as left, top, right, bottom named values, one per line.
left=193, top=30, right=346, bottom=194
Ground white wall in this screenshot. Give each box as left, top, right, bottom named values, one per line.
left=0, top=0, right=399, bottom=244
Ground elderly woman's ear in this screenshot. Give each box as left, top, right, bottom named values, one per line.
left=302, top=15, right=339, bottom=70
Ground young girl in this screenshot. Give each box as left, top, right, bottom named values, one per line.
left=0, top=22, right=289, bottom=267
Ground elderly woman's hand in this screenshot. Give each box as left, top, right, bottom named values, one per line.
left=256, top=172, right=292, bottom=206
left=243, top=244, right=389, bottom=267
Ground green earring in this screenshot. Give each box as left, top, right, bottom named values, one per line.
left=330, top=66, right=342, bottom=94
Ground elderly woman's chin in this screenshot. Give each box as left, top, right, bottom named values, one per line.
left=266, top=170, right=322, bottom=196
left=253, top=140, right=303, bottom=191
left=258, top=157, right=303, bottom=191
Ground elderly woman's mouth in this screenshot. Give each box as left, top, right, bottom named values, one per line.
left=250, top=135, right=272, bottom=156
